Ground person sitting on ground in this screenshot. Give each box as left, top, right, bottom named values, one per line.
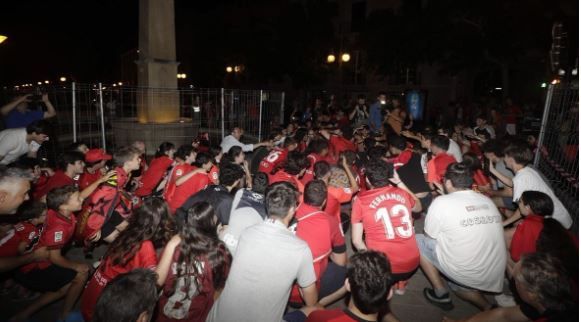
left=426, top=135, right=457, bottom=190
left=270, top=150, right=310, bottom=196
left=165, top=152, right=211, bottom=214
left=289, top=180, right=347, bottom=307
left=0, top=120, right=50, bottom=165
left=437, top=127, right=463, bottom=162
left=417, top=163, right=506, bottom=311
left=92, top=269, right=159, bottom=322
left=13, top=201, right=47, bottom=254
left=301, top=139, right=331, bottom=185
left=473, top=116, right=496, bottom=139
left=79, top=148, right=111, bottom=190
left=462, top=152, right=492, bottom=193
left=81, top=197, right=172, bottom=321
left=135, top=142, right=176, bottom=197
left=176, top=163, right=245, bottom=226
left=156, top=202, right=232, bottom=322
left=222, top=146, right=252, bottom=189
left=206, top=182, right=317, bottom=322
left=12, top=186, right=90, bottom=322
left=481, top=139, right=515, bottom=210
left=80, top=146, right=141, bottom=243
left=294, top=251, right=393, bottom=322
left=496, top=141, right=572, bottom=229
left=220, top=126, right=272, bottom=153
left=313, top=159, right=358, bottom=225
left=207, top=145, right=223, bottom=185
left=162, top=145, right=201, bottom=213
left=1, top=93, right=56, bottom=129
left=351, top=159, right=421, bottom=301
left=220, top=172, right=269, bottom=254
left=258, top=137, right=298, bottom=180
left=443, top=252, right=578, bottom=322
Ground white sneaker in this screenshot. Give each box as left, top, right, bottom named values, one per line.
left=494, top=294, right=516, bottom=307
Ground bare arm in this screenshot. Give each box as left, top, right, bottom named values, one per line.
left=41, top=94, right=56, bottom=118
left=300, top=283, right=318, bottom=306
left=488, top=160, right=513, bottom=188
left=503, top=209, right=522, bottom=227
left=156, top=235, right=181, bottom=286
left=0, top=95, right=29, bottom=116
left=80, top=170, right=116, bottom=199
left=351, top=223, right=367, bottom=251
left=175, top=168, right=206, bottom=186
left=318, top=285, right=347, bottom=307
left=341, top=157, right=359, bottom=193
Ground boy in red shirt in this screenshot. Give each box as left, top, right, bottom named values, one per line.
left=313, top=159, right=358, bottom=226
left=14, top=201, right=47, bottom=254
left=134, top=142, right=175, bottom=197
left=351, top=160, right=422, bottom=297
left=79, top=148, right=111, bottom=190
left=270, top=151, right=310, bottom=195
left=426, top=135, right=456, bottom=189
left=290, top=180, right=347, bottom=305
left=319, top=128, right=357, bottom=162
left=258, top=137, right=298, bottom=179
left=301, top=139, right=330, bottom=185
left=165, top=152, right=211, bottom=213
left=34, top=151, right=85, bottom=200
left=13, top=185, right=89, bottom=322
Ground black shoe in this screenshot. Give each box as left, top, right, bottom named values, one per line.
left=423, top=288, right=454, bottom=311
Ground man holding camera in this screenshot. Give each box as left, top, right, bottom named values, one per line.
left=1, top=93, right=56, bottom=129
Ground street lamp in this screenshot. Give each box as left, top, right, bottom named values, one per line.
left=59, top=77, right=66, bottom=82
left=341, top=53, right=351, bottom=63
left=226, top=66, right=233, bottom=73
left=177, top=73, right=187, bottom=79
left=327, top=54, right=336, bottom=63
left=0, top=35, right=7, bottom=44
left=44, top=80, right=49, bottom=84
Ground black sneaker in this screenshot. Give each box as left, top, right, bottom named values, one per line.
left=423, top=288, right=454, bottom=311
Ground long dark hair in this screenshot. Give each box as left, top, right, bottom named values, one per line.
left=104, top=197, right=173, bottom=267
left=221, top=146, right=243, bottom=165
left=170, top=202, right=231, bottom=298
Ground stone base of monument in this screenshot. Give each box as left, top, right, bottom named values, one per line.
left=111, top=118, right=195, bottom=155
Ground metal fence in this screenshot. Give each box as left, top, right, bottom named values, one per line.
left=534, top=84, right=579, bottom=232
left=1, top=83, right=285, bottom=162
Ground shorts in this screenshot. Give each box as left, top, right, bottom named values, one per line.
left=283, top=310, right=307, bottom=322
left=415, top=234, right=476, bottom=292
left=101, top=211, right=125, bottom=239
left=15, top=265, right=76, bottom=292
left=391, top=268, right=418, bottom=284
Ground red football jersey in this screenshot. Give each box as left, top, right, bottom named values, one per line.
left=79, top=169, right=102, bottom=190
left=291, top=204, right=345, bottom=303
left=306, top=308, right=362, bottom=322
left=325, top=186, right=353, bottom=224
left=510, top=214, right=544, bottom=262
left=329, top=136, right=356, bottom=160
left=14, top=221, right=41, bottom=252
left=164, top=163, right=203, bottom=213
left=270, top=170, right=305, bottom=195
left=135, top=156, right=174, bottom=197
left=34, top=171, right=75, bottom=200
left=81, top=240, right=158, bottom=322
left=169, top=171, right=209, bottom=213
left=208, top=165, right=219, bottom=185
left=258, top=147, right=288, bottom=175
left=301, top=153, right=324, bottom=185
left=0, top=228, right=22, bottom=257
left=351, top=186, right=419, bottom=273
left=426, top=152, right=456, bottom=184
left=387, top=149, right=413, bottom=169
left=20, top=209, right=77, bottom=272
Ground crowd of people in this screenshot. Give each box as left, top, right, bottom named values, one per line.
left=0, top=92, right=577, bottom=322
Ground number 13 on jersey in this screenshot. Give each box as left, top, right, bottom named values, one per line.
left=374, top=205, right=413, bottom=239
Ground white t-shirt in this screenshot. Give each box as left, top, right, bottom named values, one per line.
left=424, top=190, right=506, bottom=293
left=220, top=135, right=254, bottom=153
left=447, top=139, right=463, bottom=162
left=0, top=128, right=31, bottom=165
left=512, top=166, right=572, bottom=229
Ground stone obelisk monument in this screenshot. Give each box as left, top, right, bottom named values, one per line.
left=136, top=0, right=179, bottom=123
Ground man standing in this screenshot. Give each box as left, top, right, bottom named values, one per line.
left=0, top=94, right=56, bottom=129
left=220, top=126, right=272, bottom=153
left=207, top=182, right=317, bottom=322
left=417, top=163, right=506, bottom=311
left=368, top=92, right=386, bottom=134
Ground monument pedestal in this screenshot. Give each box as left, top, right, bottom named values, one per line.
left=111, top=118, right=193, bottom=155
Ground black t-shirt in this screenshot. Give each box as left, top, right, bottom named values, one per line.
left=398, top=153, right=430, bottom=194
left=176, top=185, right=234, bottom=225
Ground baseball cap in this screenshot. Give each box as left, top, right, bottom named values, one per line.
left=85, top=149, right=112, bottom=163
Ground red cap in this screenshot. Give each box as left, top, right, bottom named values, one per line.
left=85, top=149, right=112, bottom=163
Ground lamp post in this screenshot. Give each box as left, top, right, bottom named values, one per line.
left=326, top=52, right=350, bottom=88
left=0, top=35, right=7, bottom=44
